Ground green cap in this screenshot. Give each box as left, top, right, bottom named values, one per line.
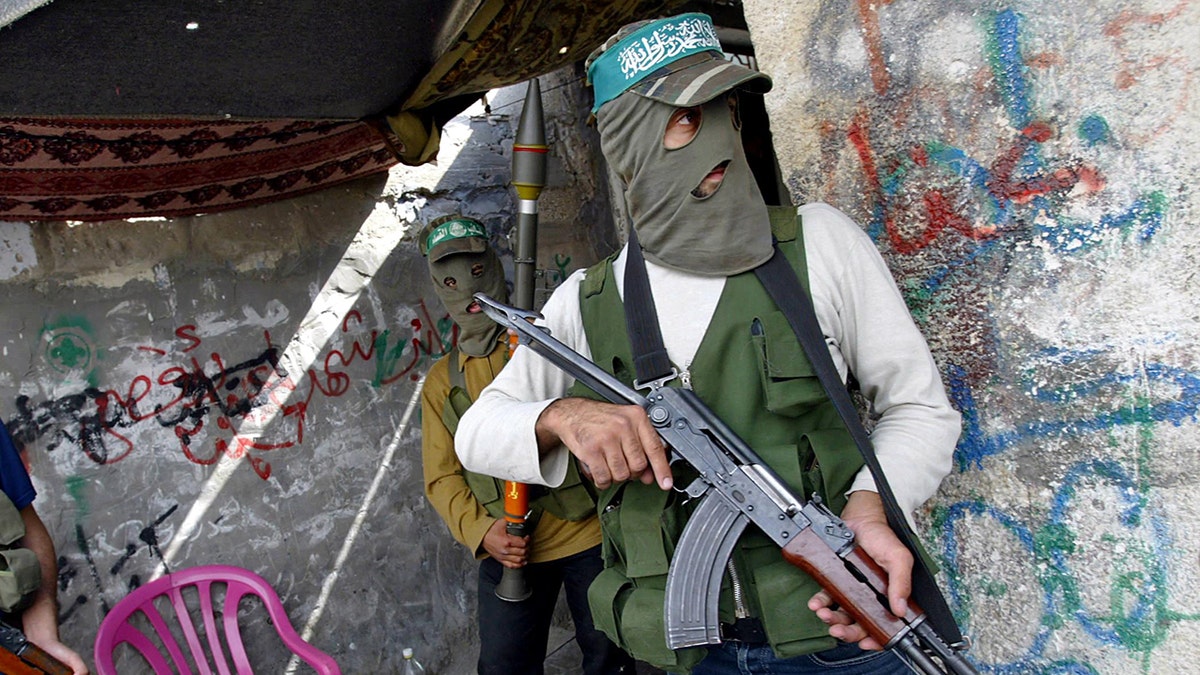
left=419, top=215, right=489, bottom=261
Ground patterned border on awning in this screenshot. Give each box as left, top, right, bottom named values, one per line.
left=0, top=118, right=401, bottom=222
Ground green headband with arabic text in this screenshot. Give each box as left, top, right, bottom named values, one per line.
left=587, top=13, right=723, bottom=114
left=425, top=217, right=487, bottom=254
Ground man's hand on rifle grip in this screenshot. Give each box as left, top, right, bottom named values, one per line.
left=807, top=490, right=913, bottom=652
left=535, top=397, right=673, bottom=491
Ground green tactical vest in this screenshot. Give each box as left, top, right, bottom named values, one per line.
left=575, top=208, right=863, bottom=672
left=440, top=347, right=597, bottom=525
left=0, top=492, right=41, bottom=614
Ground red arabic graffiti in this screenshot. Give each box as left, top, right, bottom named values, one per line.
left=11, top=300, right=455, bottom=480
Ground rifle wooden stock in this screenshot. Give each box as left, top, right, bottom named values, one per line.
left=0, top=632, right=73, bottom=675
left=782, top=527, right=919, bottom=647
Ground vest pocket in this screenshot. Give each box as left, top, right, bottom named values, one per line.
left=751, top=313, right=826, bottom=417
left=801, top=428, right=860, bottom=515
left=538, top=460, right=598, bottom=521
left=587, top=566, right=630, bottom=645
left=589, top=483, right=708, bottom=671
left=746, top=553, right=836, bottom=658
left=596, top=483, right=690, bottom=571
left=597, top=492, right=625, bottom=568
left=0, top=547, right=41, bottom=613
left=626, top=487, right=676, bottom=577
left=586, top=569, right=706, bottom=671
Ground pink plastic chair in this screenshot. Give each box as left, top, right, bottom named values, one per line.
left=93, top=565, right=340, bottom=674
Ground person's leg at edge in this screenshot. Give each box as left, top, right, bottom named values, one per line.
left=559, top=544, right=638, bottom=675
left=477, top=556, right=561, bottom=675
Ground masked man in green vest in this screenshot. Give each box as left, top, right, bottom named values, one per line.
left=418, top=215, right=636, bottom=675
left=455, top=13, right=961, bottom=675
left=0, top=419, right=89, bottom=674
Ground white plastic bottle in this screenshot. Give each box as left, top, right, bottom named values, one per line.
left=401, top=647, right=427, bottom=675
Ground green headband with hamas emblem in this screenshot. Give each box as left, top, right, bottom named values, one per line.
left=585, top=13, right=771, bottom=115
left=420, top=216, right=489, bottom=262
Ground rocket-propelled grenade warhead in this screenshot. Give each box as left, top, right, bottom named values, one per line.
left=512, top=79, right=547, bottom=202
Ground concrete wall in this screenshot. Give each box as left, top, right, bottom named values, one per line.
left=0, top=66, right=612, bottom=674
left=745, top=0, right=1199, bottom=672
left=8, top=2, right=1200, bottom=673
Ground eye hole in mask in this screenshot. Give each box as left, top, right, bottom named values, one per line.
left=663, top=105, right=703, bottom=150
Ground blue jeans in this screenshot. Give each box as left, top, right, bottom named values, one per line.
left=477, top=544, right=636, bottom=675
left=683, top=640, right=911, bottom=675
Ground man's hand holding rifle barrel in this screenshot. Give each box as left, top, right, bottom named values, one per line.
left=475, top=294, right=977, bottom=675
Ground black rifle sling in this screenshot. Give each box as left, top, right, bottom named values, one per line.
left=621, top=232, right=963, bottom=645
left=622, top=228, right=675, bottom=386
left=753, top=245, right=964, bottom=645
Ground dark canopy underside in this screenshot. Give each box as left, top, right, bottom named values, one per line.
left=0, top=1, right=447, bottom=120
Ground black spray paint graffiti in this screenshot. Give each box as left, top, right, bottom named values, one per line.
left=8, top=333, right=283, bottom=468
left=58, top=504, right=179, bottom=622
left=9, top=301, right=454, bottom=479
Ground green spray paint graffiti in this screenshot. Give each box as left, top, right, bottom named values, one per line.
left=41, top=316, right=101, bottom=386
left=795, top=1, right=1200, bottom=672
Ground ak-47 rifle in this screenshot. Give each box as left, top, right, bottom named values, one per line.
left=0, top=620, right=73, bottom=675
left=474, top=293, right=978, bottom=675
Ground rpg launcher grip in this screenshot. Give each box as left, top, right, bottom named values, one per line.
left=474, top=293, right=978, bottom=675
left=0, top=621, right=73, bottom=675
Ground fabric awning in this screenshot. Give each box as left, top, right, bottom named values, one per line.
left=0, top=0, right=692, bottom=221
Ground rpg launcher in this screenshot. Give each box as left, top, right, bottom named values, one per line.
left=474, top=293, right=978, bottom=675
left=0, top=621, right=73, bottom=675
left=494, top=77, right=549, bottom=604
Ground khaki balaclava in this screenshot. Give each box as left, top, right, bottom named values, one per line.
left=597, top=90, right=772, bottom=277
left=422, top=216, right=509, bottom=357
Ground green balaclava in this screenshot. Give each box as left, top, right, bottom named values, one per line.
left=585, top=12, right=775, bottom=276
left=597, top=92, right=773, bottom=276
left=421, top=216, right=509, bottom=357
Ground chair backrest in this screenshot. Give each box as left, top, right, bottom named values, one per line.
left=93, top=564, right=340, bottom=675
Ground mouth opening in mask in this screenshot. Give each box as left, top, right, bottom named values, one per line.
left=691, top=160, right=731, bottom=199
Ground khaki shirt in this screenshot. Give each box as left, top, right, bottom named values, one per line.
left=420, top=338, right=601, bottom=563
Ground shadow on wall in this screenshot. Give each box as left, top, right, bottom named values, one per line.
left=2, top=65, right=623, bottom=674
left=5, top=155, right=462, bottom=671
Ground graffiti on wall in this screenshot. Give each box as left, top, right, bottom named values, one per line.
left=9, top=300, right=456, bottom=480
left=794, top=1, right=1199, bottom=671
left=56, top=498, right=180, bottom=617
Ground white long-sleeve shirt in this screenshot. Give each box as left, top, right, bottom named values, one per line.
left=455, top=202, right=961, bottom=518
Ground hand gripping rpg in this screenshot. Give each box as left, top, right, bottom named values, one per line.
left=475, top=293, right=977, bottom=675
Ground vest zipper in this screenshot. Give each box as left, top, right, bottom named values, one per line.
left=727, top=558, right=751, bottom=619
